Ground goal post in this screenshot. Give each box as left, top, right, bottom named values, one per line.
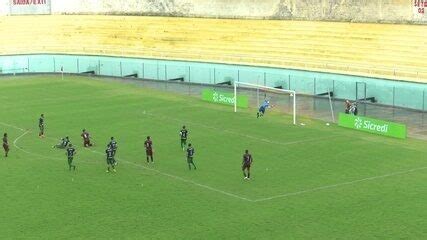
left=234, top=81, right=297, bottom=125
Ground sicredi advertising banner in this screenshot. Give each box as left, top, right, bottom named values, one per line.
left=10, top=0, right=51, bottom=15
left=338, top=113, right=407, bottom=139
left=202, top=89, right=248, bottom=108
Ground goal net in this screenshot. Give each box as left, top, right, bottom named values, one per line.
left=233, top=82, right=296, bottom=125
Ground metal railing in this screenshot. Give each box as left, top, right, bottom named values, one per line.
left=2, top=46, right=427, bottom=82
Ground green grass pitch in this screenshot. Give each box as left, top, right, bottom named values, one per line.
left=1, top=75, right=427, bottom=239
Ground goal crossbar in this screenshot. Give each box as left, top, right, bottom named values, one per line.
left=234, top=81, right=296, bottom=125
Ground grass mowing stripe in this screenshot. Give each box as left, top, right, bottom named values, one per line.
left=254, top=165, right=427, bottom=202
left=7, top=118, right=425, bottom=204
left=85, top=148, right=254, bottom=202
left=144, top=111, right=342, bottom=147
left=7, top=121, right=254, bottom=202
left=2, top=75, right=427, bottom=239
left=11, top=128, right=106, bottom=166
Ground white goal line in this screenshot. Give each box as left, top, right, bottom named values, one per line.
left=233, top=81, right=297, bottom=125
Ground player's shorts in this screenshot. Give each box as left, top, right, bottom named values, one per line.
left=181, top=139, right=187, bottom=143
left=146, top=149, right=153, bottom=156
left=3, top=143, right=9, bottom=151
left=187, top=156, right=194, bottom=163
left=107, top=157, right=114, bottom=165
left=39, top=124, right=44, bottom=132
left=242, top=163, right=251, bottom=171
left=68, top=157, right=73, bottom=164
left=84, top=139, right=91, bottom=146
left=259, top=106, right=266, bottom=114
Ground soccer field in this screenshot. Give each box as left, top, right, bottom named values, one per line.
left=1, top=75, right=426, bottom=239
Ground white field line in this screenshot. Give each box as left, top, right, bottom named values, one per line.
left=13, top=130, right=31, bottom=153
left=0, top=121, right=25, bottom=131
left=253, top=166, right=427, bottom=202
left=143, top=112, right=340, bottom=147
left=6, top=122, right=253, bottom=202
left=11, top=129, right=108, bottom=166
left=84, top=148, right=253, bottom=202
left=11, top=130, right=69, bottom=160
left=5, top=121, right=427, bottom=203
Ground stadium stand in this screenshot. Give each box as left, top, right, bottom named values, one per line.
left=0, top=15, right=426, bottom=82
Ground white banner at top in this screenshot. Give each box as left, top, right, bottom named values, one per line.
left=10, top=0, right=51, bottom=15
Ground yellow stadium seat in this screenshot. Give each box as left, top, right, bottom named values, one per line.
left=0, top=15, right=426, bottom=82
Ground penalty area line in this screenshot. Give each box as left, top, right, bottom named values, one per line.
left=10, top=122, right=422, bottom=204
left=85, top=148, right=254, bottom=202
left=4, top=121, right=253, bottom=202
left=11, top=128, right=63, bottom=161
left=12, top=130, right=62, bottom=161
left=0, top=121, right=26, bottom=131
left=254, top=166, right=427, bottom=202
left=13, top=130, right=30, bottom=152
left=11, top=129, right=109, bottom=166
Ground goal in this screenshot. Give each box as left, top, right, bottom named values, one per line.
left=233, top=81, right=296, bottom=125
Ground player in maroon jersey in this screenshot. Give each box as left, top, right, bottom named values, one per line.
left=144, top=136, right=154, bottom=163
left=81, top=129, right=93, bottom=147
left=3, top=133, right=9, bottom=157
left=38, top=114, right=45, bottom=138
left=242, top=150, right=253, bottom=180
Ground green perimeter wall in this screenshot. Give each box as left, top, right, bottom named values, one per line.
left=1, top=54, right=427, bottom=111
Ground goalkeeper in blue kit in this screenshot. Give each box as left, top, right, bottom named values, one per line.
left=257, top=100, right=271, bottom=118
